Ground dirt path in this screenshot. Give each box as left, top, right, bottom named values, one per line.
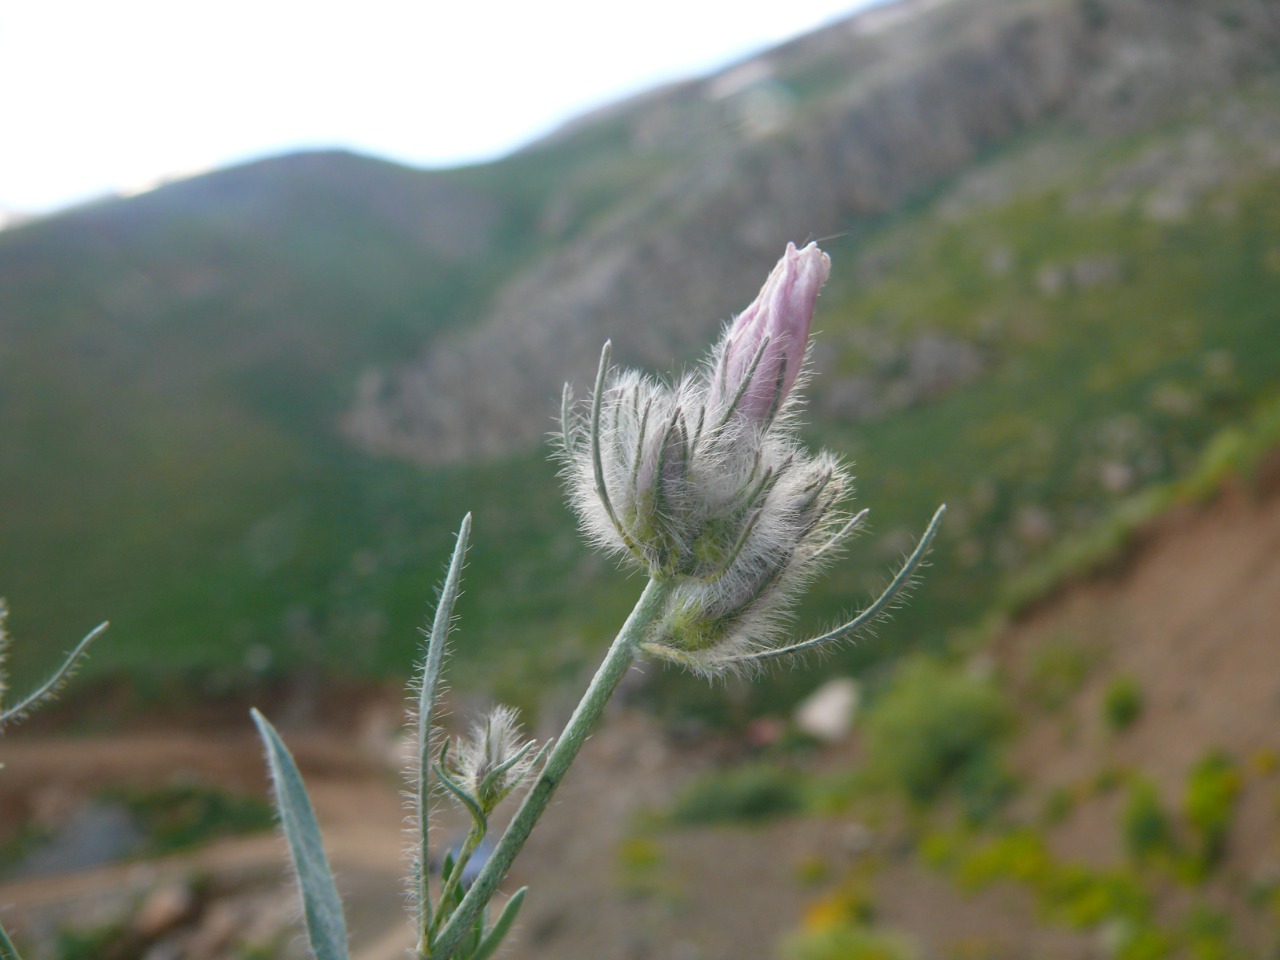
left=0, top=725, right=412, bottom=958
left=0, top=705, right=852, bottom=959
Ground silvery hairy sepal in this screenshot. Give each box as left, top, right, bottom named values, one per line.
left=640, top=449, right=853, bottom=672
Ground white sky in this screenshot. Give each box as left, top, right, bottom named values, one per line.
left=0, top=0, right=880, bottom=214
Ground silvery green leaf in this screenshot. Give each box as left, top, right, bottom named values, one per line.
left=1, top=920, right=24, bottom=960
left=415, top=513, right=472, bottom=935
left=251, top=708, right=349, bottom=960
left=440, top=849, right=465, bottom=913
left=0, top=621, right=107, bottom=727
left=472, top=888, right=527, bottom=960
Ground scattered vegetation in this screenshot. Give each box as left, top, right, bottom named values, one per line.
left=913, top=745, right=1259, bottom=959
left=103, top=783, right=275, bottom=856
left=54, top=922, right=127, bottom=960
left=1182, top=751, right=1242, bottom=878
left=616, top=834, right=667, bottom=898
left=0, top=823, right=51, bottom=880
left=779, top=924, right=917, bottom=960
left=1025, top=635, right=1096, bottom=712
left=1040, top=785, right=1077, bottom=827
left=1121, top=778, right=1177, bottom=865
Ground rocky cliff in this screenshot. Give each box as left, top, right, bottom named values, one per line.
left=343, top=0, right=1280, bottom=464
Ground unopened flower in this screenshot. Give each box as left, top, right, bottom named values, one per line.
left=444, top=706, right=538, bottom=815
left=708, top=241, right=831, bottom=424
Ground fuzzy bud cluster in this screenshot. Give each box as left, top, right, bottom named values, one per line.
left=561, top=243, right=859, bottom=675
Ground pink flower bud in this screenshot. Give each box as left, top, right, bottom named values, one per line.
left=711, top=242, right=831, bottom=423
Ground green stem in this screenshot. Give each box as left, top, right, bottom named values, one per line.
left=429, top=825, right=485, bottom=940
left=427, top=578, right=673, bottom=958
left=1, top=920, right=23, bottom=960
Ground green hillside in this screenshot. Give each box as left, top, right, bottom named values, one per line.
left=2, top=2, right=1279, bottom=721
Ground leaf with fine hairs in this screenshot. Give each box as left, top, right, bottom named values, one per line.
left=1, top=920, right=25, bottom=960
left=414, top=513, right=472, bottom=935
left=252, top=708, right=350, bottom=960
left=0, top=621, right=107, bottom=728
left=472, top=888, right=527, bottom=960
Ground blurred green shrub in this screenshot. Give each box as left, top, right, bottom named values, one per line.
left=668, top=763, right=805, bottom=825
left=945, top=829, right=1152, bottom=930
left=1041, top=785, right=1077, bottom=826
left=1103, top=676, right=1144, bottom=733
left=1181, top=905, right=1248, bottom=960
left=104, top=782, right=275, bottom=855
left=1122, top=778, right=1177, bottom=864
left=955, top=750, right=1018, bottom=824
left=616, top=834, right=666, bottom=897
left=1110, top=922, right=1175, bottom=960
left=1182, top=752, right=1241, bottom=878
left=55, top=923, right=126, bottom=960
left=861, top=657, right=1012, bottom=809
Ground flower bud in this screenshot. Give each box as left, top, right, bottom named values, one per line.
left=560, top=241, right=943, bottom=677
left=561, top=243, right=853, bottom=657
left=709, top=242, right=831, bottom=424
left=446, top=706, right=537, bottom=814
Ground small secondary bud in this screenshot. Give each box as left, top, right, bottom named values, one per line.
left=447, top=706, right=537, bottom=814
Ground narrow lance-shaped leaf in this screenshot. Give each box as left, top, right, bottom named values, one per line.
left=724, top=504, right=946, bottom=665
left=251, top=708, right=350, bottom=960
left=1, top=919, right=24, bottom=960
left=0, top=598, right=11, bottom=705
left=414, top=513, right=472, bottom=939
left=0, top=622, right=107, bottom=727
left=472, top=888, right=527, bottom=960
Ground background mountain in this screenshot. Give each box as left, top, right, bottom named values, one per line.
left=1, top=0, right=1279, bottom=721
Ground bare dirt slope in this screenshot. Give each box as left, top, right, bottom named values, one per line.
left=1003, top=475, right=1280, bottom=795
left=986, top=472, right=1280, bottom=953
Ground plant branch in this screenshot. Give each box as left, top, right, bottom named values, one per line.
left=428, top=577, right=674, bottom=957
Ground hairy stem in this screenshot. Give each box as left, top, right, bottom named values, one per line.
left=427, top=578, right=673, bottom=958
left=429, top=824, right=485, bottom=940
left=0, top=921, right=22, bottom=960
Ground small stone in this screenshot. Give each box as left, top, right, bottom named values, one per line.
left=184, top=900, right=242, bottom=960
left=133, top=882, right=197, bottom=940
left=794, top=679, right=860, bottom=742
